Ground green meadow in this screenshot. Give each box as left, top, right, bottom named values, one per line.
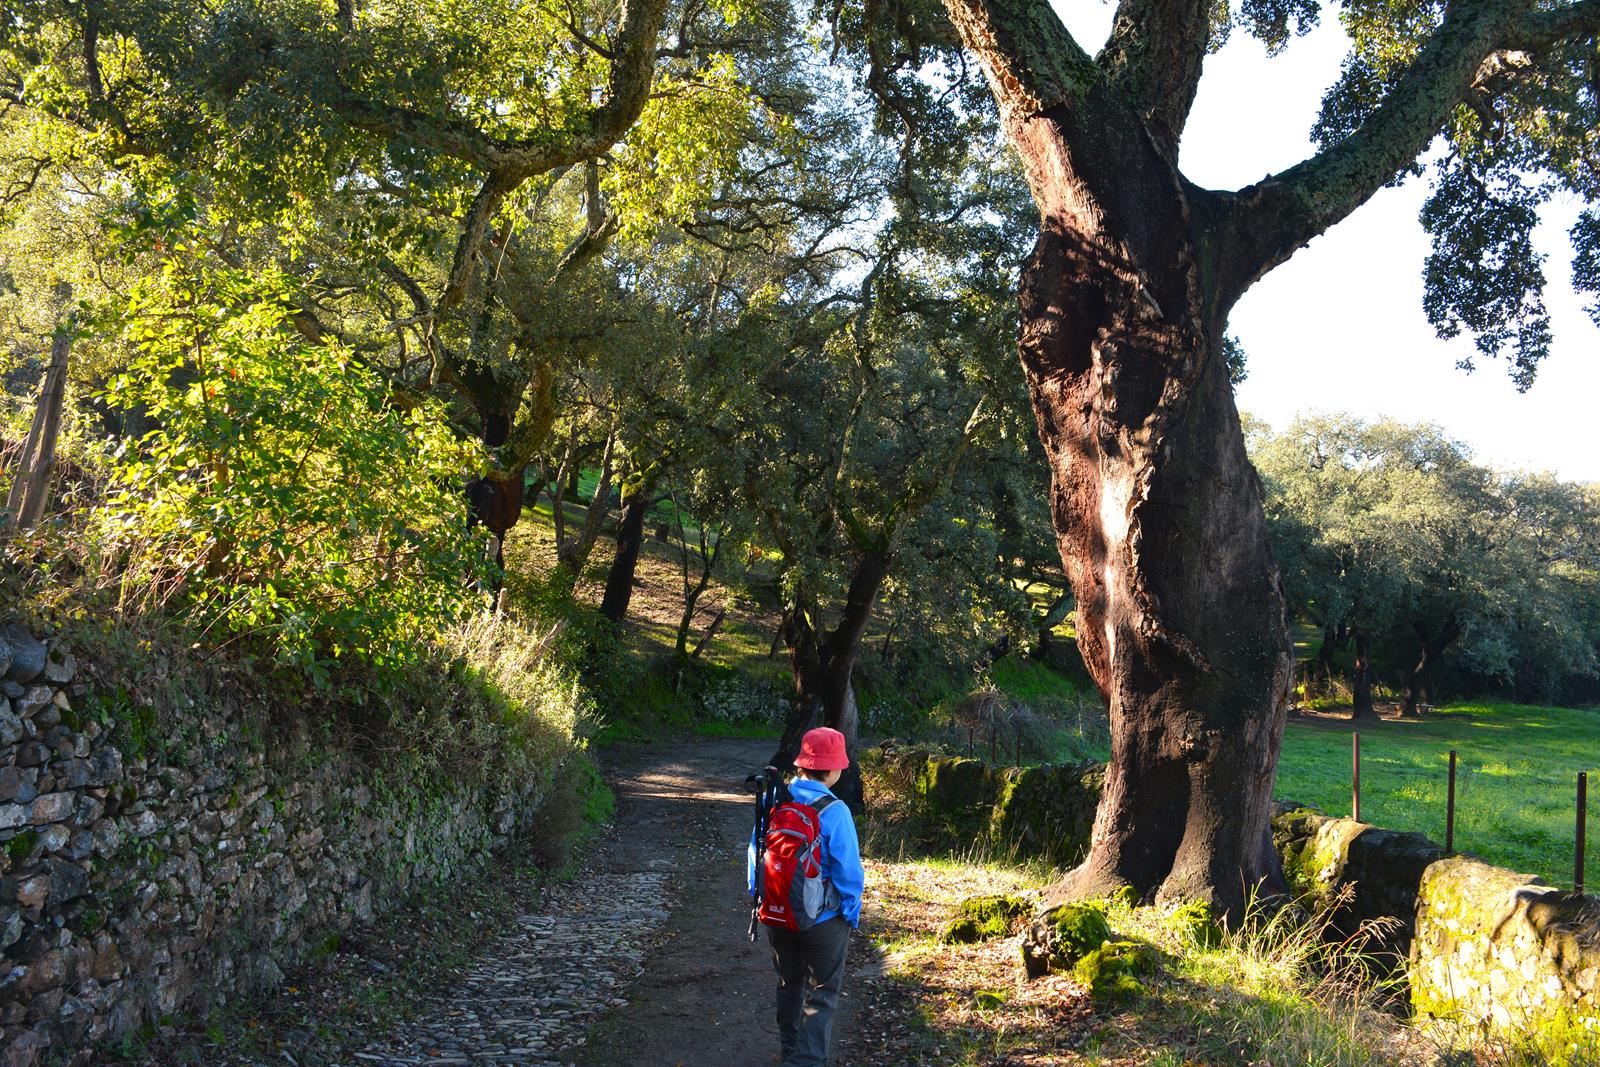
left=1276, top=701, right=1599, bottom=889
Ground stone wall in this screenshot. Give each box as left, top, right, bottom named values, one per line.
left=874, top=748, right=1101, bottom=868
left=1411, top=856, right=1600, bottom=1029
left=1274, top=805, right=1600, bottom=1032
left=0, top=624, right=555, bottom=1066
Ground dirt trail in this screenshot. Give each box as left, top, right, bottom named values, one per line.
left=573, top=737, right=862, bottom=1066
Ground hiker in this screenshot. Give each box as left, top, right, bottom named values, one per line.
left=748, top=726, right=864, bottom=1067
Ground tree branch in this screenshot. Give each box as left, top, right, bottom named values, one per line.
left=1215, top=0, right=1531, bottom=298
left=1503, top=0, right=1600, bottom=53
left=939, top=0, right=1100, bottom=124
left=334, top=0, right=669, bottom=176
left=1097, top=0, right=1212, bottom=159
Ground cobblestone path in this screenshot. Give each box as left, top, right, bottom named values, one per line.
left=341, top=738, right=817, bottom=1067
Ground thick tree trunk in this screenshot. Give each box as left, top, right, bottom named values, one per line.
left=1000, top=99, right=1294, bottom=920
left=1351, top=629, right=1378, bottom=720
left=939, top=0, right=1537, bottom=922
left=1314, top=625, right=1338, bottom=686
left=599, top=484, right=651, bottom=622
left=769, top=548, right=893, bottom=814
left=1401, top=616, right=1459, bottom=716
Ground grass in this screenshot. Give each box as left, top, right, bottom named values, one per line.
left=856, top=758, right=1600, bottom=1067
left=1278, top=700, right=1600, bottom=887
left=845, top=849, right=1423, bottom=1066
left=989, top=657, right=1084, bottom=704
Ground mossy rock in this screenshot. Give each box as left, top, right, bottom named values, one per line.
left=1073, top=940, right=1157, bottom=1003
left=942, top=916, right=999, bottom=943
left=1165, top=899, right=1222, bottom=949
left=1020, top=902, right=1112, bottom=978
left=941, top=893, right=1030, bottom=943
left=957, top=893, right=1030, bottom=925
left=914, top=757, right=998, bottom=838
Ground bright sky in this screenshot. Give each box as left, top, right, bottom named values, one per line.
left=1050, top=2, right=1600, bottom=482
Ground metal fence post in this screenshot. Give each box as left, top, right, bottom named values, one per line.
left=1352, top=732, right=1361, bottom=823
left=1577, top=772, right=1588, bottom=895
left=1446, top=749, right=1457, bottom=855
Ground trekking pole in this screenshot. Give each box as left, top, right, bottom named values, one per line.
left=749, top=766, right=779, bottom=941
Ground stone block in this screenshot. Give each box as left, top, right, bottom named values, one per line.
left=15, top=874, right=48, bottom=909
left=0, top=706, right=21, bottom=747
left=41, top=651, right=75, bottom=687
left=37, top=826, right=68, bottom=854
left=0, top=768, right=38, bottom=805
left=29, top=794, right=73, bottom=826
left=47, top=860, right=88, bottom=903
left=3, top=625, right=45, bottom=684
left=11, top=685, right=49, bottom=721
left=0, top=1026, right=46, bottom=1067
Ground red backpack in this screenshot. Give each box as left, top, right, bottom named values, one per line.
left=751, top=774, right=840, bottom=933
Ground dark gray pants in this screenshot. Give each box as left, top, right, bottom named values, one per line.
left=767, top=916, right=850, bottom=1067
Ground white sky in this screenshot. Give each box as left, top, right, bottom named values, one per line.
left=1049, top=2, right=1600, bottom=482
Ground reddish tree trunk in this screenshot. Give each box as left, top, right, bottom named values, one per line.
left=990, top=92, right=1294, bottom=919
left=938, top=0, right=1539, bottom=920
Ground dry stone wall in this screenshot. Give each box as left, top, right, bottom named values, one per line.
left=876, top=748, right=1100, bottom=867
left=1274, top=805, right=1600, bottom=1033
left=0, top=624, right=552, bottom=1066
left=1411, top=855, right=1600, bottom=1030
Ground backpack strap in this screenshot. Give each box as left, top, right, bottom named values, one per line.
left=807, top=795, right=843, bottom=912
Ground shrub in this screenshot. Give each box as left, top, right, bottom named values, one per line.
left=92, top=257, right=491, bottom=681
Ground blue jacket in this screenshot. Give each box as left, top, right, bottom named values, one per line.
left=748, top=776, right=864, bottom=928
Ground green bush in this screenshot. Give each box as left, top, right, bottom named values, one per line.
left=93, top=257, right=491, bottom=681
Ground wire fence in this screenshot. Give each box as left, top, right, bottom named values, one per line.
left=1347, top=731, right=1592, bottom=894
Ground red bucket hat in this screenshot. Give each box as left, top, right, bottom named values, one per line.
left=794, top=727, right=850, bottom=771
